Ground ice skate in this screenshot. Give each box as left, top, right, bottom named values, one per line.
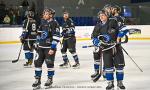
left=23, top=62, right=31, bottom=68
left=106, top=81, right=114, bottom=90
left=24, top=60, right=33, bottom=68
left=59, top=62, right=69, bottom=68
left=44, top=77, right=53, bottom=89
left=72, top=63, right=80, bottom=69
left=117, top=81, right=126, bottom=90
left=32, top=77, right=41, bottom=90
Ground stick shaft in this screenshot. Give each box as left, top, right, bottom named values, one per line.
left=122, top=47, right=143, bottom=72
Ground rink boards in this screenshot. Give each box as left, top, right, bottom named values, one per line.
left=0, top=25, right=150, bottom=44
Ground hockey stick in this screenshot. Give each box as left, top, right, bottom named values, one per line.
left=12, top=43, right=23, bottom=63
left=121, top=47, right=143, bottom=72
left=92, top=50, right=103, bottom=82
left=12, top=19, right=30, bottom=63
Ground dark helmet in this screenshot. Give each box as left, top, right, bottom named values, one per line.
left=43, top=8, right=55, bottom=16
left=27, top=10, right=34, bottom=18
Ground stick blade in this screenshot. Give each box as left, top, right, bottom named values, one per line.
left=82, top=46, right=88, bottom=48
left=12, top=59, right=18, bottom=63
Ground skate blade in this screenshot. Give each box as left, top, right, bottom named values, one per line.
left=45, top=85, right=52, bottom=89
left=24, top=66, right=32, bottom=68
left=59, top=66, right=69, bottom=69
left=33, top=85, right=41, bottom=90
left=106, top=88, right=114, bottom=90
left=72, top=66, right=80, bottom=69
left=92, top=76, right=101, bottom=82
left=117, top=87, right=125, bottom=90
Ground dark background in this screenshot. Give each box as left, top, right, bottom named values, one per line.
left=0, top=0, right=150, bottom=25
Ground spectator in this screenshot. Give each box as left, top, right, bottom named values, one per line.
left=0, top=0, right=6, bottom=24
left=9, top=10, right=17, bottom=25
left=3, top=15, right=11, bottom=24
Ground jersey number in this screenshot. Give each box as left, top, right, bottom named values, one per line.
left=32, top=23, right=36, bottom=31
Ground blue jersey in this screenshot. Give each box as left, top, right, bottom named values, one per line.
left=37, top=19, right=60, bottom=49
left=61, top=18, right=75, bottom=38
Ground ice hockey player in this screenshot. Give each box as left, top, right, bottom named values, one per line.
left=20, top=10, right=38, bottom=67
left=92, top=10, right=126, bottom=90
left=90, top=13, right=103, bottom=82
left=59, top=11, right=80, bottom=69
left=111, top=5, right=129, bottom=42
left=90, top=4, right=113, bottom=82
left=32, top=8, right=60, bottom=89
left=111, top=5, right=124, bottom=27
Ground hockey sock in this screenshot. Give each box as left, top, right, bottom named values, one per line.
left=105, top=67, right=114, bottom=81
left=47, top=68, right=55, bottom=77
left=35, top=67, right=42, bottom=77
left=116, top=68, right=124, bottom=81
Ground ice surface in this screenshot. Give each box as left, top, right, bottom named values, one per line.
left=0, top=40, right=150, bottom=90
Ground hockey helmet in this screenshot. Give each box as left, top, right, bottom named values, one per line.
left=43, top=8, right=55, bottom=16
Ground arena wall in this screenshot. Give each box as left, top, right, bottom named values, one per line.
left=0, top=25, right=150, bottom=44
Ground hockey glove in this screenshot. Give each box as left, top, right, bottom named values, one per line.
left=92, top=38, right=101, bottom=47
left=20, top=38, right=25, bottom=43
left=118, top=29, right=128, bottom=38
left=20, top=32, right=27, bottom=43
left=101, top=34, right=111, bottom=43
left=51, top=41, right=58, bottom=50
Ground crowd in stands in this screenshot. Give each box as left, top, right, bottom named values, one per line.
left=0, top=0, right=35, bottom=25
left=0, top=0, right=138, bottom=26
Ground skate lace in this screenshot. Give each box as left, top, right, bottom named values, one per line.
left=118, top=81, right=124, bottom=87
left=46, top=79, right=51, bottom=84
left=64, top=63, right=68, bottom=65
left=73, top=63, right=79, bottom=66
left=34, top=79, right=39, bottom=84
left=108, top=82, right=113, bottom=87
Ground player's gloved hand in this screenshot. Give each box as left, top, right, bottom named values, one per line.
left=20, top=32, right=27, bottom=43
left=92, top=38, right=101, bottom=47
left=101, top=34, right=111, bottom=43
left=20, top=36, right=25, bottom=43
left=20, top=38, right=25, bottom=43
left=50, top=41, right=58, bottom=50
left=118, top=29, right=128, bottom=38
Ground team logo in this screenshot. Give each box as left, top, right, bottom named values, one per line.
left=41, top=30, right=48, bottom=39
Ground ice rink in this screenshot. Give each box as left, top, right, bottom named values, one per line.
left=0, top=40, right=150, bottom=90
